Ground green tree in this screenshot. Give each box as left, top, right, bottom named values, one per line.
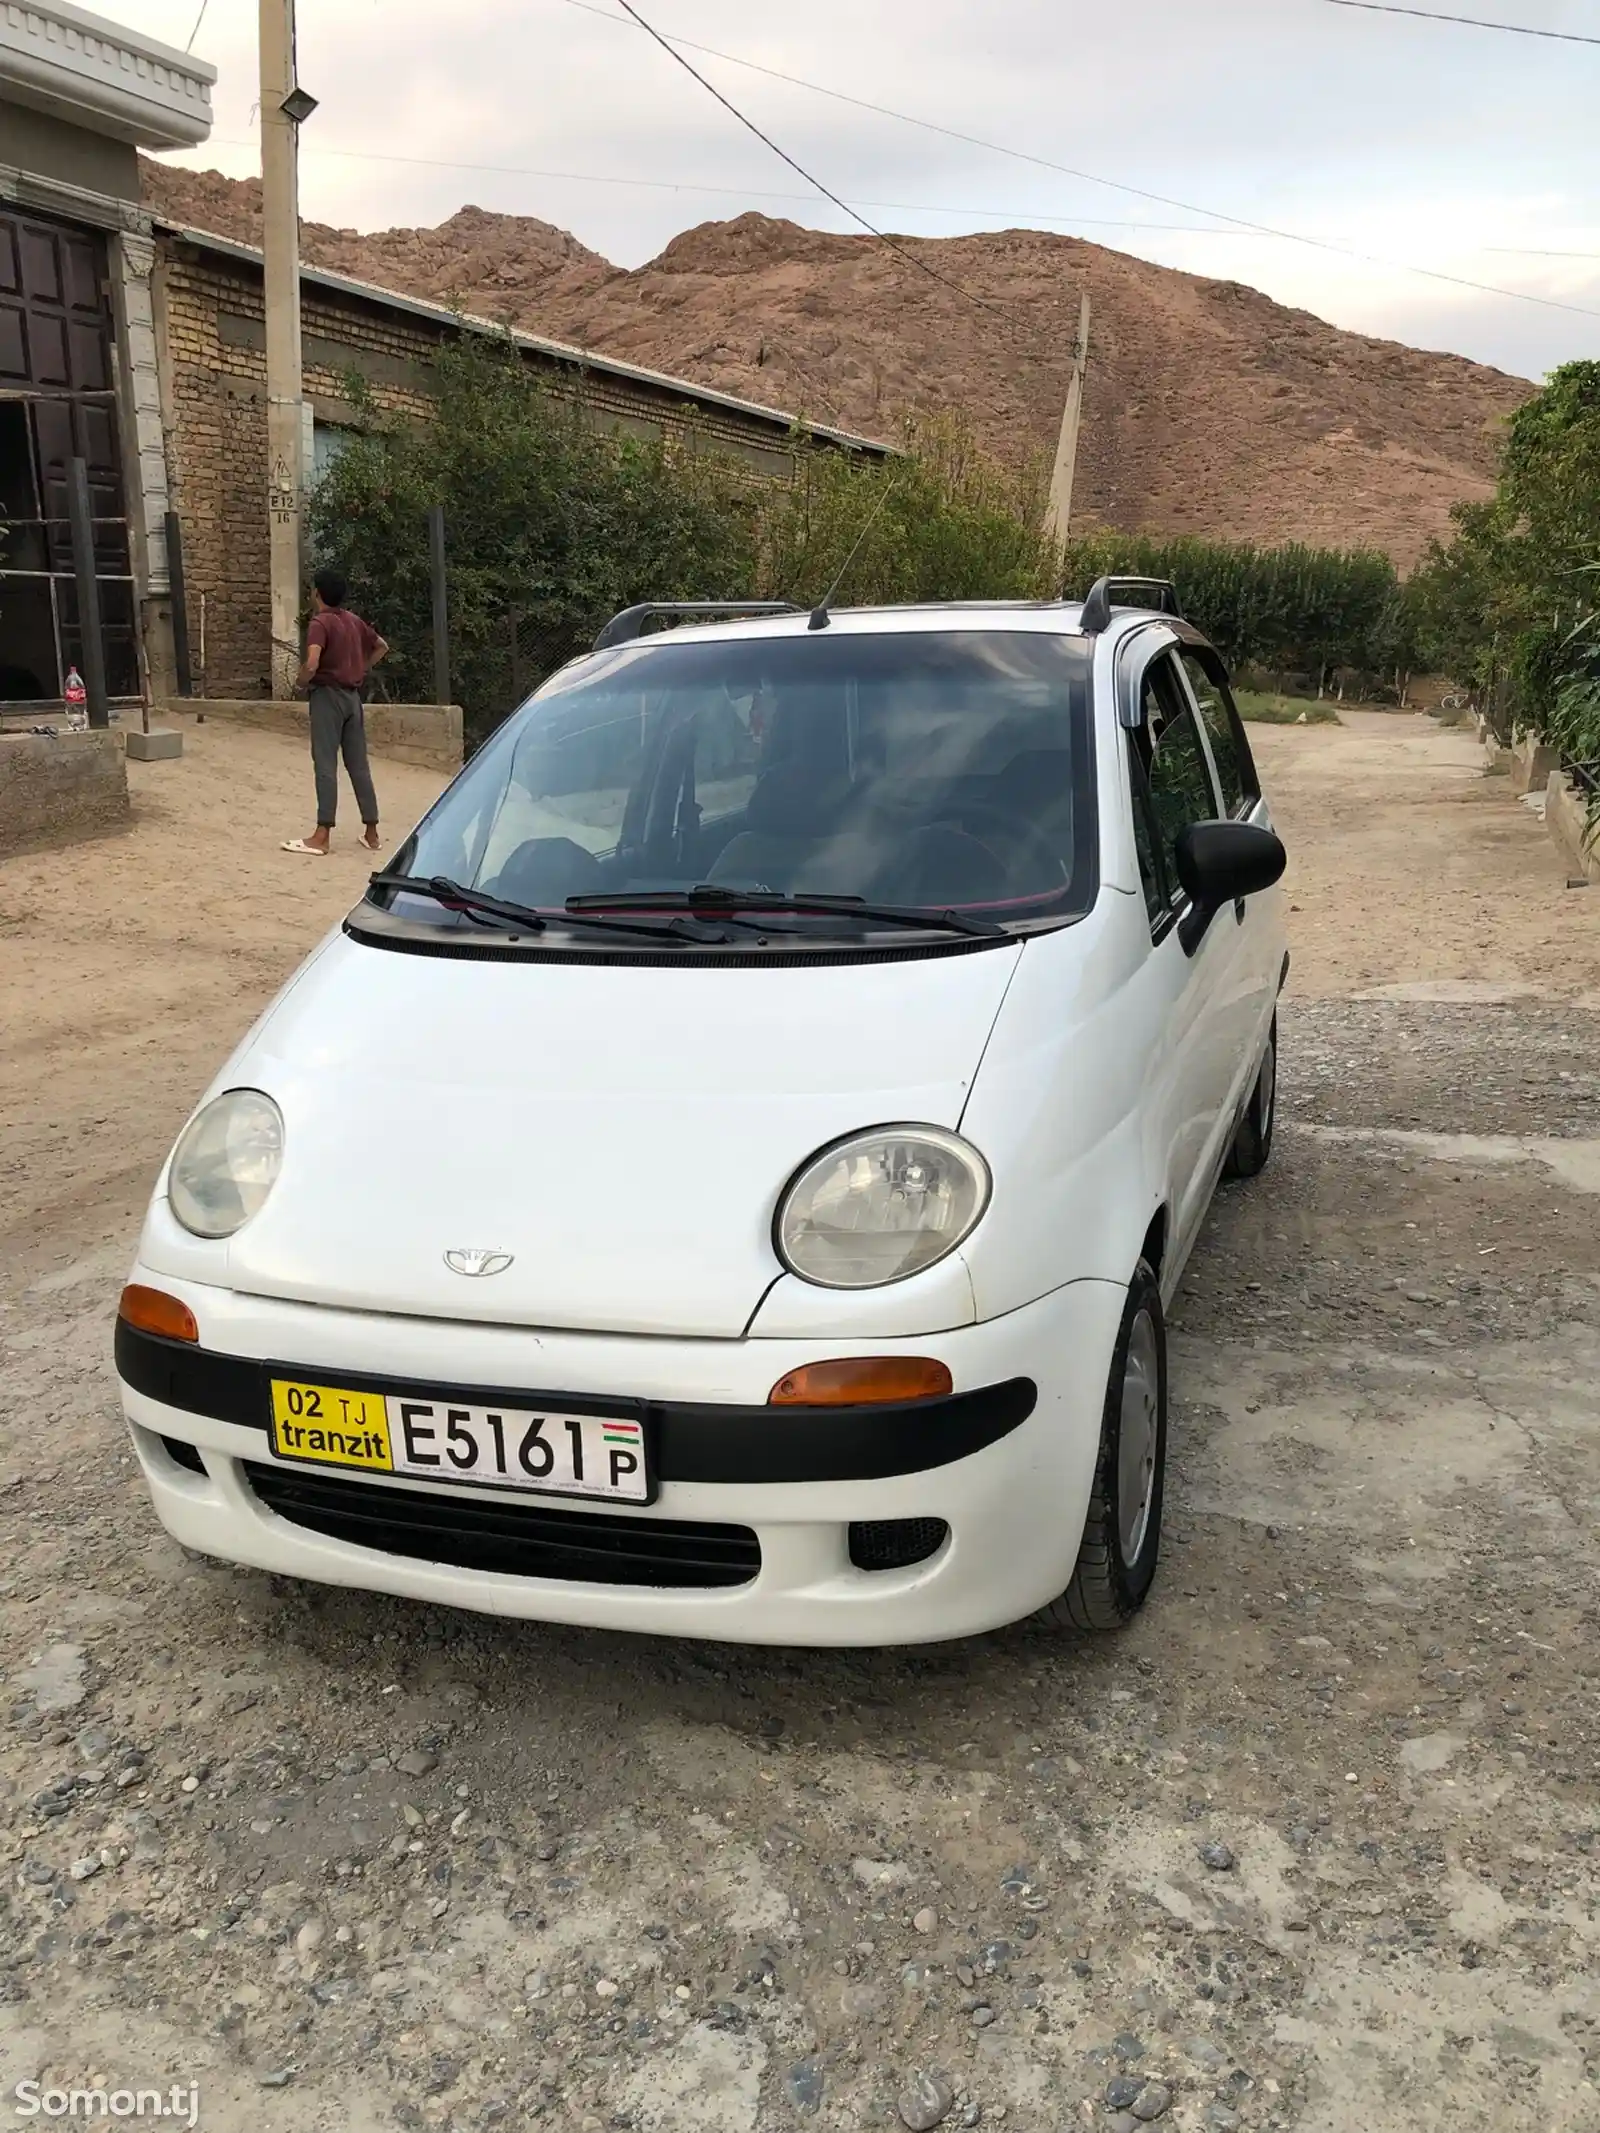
left=311, top=355, right=1061, bottom=744
left=1407, top=359, right=1600, bottom=761
left=1059, top=532, right=1410, bottom=687
left=310, top=337, right=757, bottom=747
left=758, top=411, right=1057, bottom=609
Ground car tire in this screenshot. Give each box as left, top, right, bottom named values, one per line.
left=1038, top=1260, right=1167, bottom=1633
left=1225, top=1014, right=1277, bottom=1180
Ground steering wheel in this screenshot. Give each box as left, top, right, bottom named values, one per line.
left=930, top=802, right=1069, bottom=899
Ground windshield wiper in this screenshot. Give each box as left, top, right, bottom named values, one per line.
left=370, top=873, right=547, bottom=930
left=566, top=885, right=1006, bottom=938
left=366, top=873, right=726, bottom=944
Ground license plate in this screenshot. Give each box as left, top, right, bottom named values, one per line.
left=267, top=1379, right=650, bottom=1503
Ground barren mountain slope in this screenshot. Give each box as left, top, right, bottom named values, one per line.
left=141, top=162, right=1532, bottom=565
left=143, top=163, right=612, bottom=315
left=542, top=216, right=1530, bottom=567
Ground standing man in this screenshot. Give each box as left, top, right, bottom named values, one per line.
left=282, top=568, right=389, bottom=855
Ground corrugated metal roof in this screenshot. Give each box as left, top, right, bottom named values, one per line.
left=153, top=217, right=895, bottom=458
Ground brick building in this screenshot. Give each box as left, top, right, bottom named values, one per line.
left=1, top=0, right=214, bottom=708
left=149, top=223, right=892, bottom=701
left=2, top=2, right=887, bottom=715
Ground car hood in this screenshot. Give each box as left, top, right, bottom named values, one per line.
left=197, top=934, right=1023, bottom=1338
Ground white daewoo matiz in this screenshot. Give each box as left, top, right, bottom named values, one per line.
left=116, top=579, right=1286, bottom=1646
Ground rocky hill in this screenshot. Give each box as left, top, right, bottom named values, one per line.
left=142, top=163, right=612, bottom=310
left=142, top=159, right=1532, bottom=567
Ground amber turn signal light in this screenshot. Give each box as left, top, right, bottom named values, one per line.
left=118, top=1284, right=199, bottom=1344
left=768, top=1356, right=953, bottom=1407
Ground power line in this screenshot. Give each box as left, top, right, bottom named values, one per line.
left=196, top=130, right=1600, bottom=265
left=186, top=136, right=1600, bottom=277
left=556, top=0, right=1600, bottom=321
left=604, top=0, right=1008, bottom=321
left=557, top=0, right=1274, bottom=240
left=185, top=0, right=209, bottom=51
left=1319, top=0, right=1600, bottom=45
left=267, top=138, right=1238, bottom=233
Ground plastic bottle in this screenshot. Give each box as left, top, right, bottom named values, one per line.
left=64, top=666, right=88, bottom=733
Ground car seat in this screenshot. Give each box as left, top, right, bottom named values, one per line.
left=705, top=763, right=880, bottom=896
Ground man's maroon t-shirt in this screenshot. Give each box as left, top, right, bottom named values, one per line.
left=308, top=607, right=380, bottom=689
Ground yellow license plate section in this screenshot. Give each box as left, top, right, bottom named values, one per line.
left=269, top=1379, right=393, bottom=1473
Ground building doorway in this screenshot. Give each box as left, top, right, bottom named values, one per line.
left=0, top=399, right=55, bottom=698
left=0, top=206, right=136, bottom=708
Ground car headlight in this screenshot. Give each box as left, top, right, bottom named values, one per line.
left=167, top=1089, right=284, bottom=1239
left=776, top=1125, right=991, bottom=1290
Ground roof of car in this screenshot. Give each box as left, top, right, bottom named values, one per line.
left=596, top=600, right=1181, bottom=647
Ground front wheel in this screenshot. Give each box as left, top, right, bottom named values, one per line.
left=1225, top=1014, right=1277, bottom=1180
left=1038, top=1260, right=1167, bottom=1633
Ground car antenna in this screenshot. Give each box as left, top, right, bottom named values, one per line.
left=808, top=476, right=901, bottom=630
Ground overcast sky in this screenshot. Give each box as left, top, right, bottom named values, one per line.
left=127, top=0, right=1600, bottom=382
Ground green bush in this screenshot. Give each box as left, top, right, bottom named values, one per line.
left=310, top=338, right=757, bottom=747
left=310, top=346, right=1058, bottom=747
left=1058, top=532, right=1412, bottom=687
left=1407, top=359, right=1600, bottom=765
left=1546, top=601, right=1600, bottom=776
left=757, top=412, right=1056, bottom=610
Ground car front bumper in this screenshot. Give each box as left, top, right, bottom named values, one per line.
left=116, top=1270, right=1127, bottom=1647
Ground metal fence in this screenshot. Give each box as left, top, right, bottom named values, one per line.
left=505, top=607, right=595, bottom=705
left=345, top=506, right=602, bottom=750
left=440, top=606, right=602, bottom=752
left=0, top=463, right=137, bottom=723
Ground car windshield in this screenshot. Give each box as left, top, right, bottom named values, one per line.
left=377, top=628, right=1095, bottom=939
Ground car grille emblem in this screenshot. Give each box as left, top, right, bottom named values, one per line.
left=444, top=1249, right=514, bottom=1278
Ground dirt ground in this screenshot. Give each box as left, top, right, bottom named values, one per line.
left=1, top=709, right=1597, bottom=2133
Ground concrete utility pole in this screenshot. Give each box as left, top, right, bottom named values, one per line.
left=1043, top=293, right=1092, bottom=549
left=260, top=0, right=306, bottom=698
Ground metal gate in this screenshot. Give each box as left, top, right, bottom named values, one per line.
left=0, top=206, right=135, bottom=705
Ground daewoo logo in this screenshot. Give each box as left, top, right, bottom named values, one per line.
left=444, top=1249, right=514, bottom=1278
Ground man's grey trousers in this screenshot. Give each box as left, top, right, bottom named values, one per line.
left=309, top=685, right=378, bottom=828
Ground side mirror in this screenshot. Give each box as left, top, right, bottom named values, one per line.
left=1174, top=821, right=1286, bottom=954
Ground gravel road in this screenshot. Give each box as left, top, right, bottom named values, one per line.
left=1, top=709, right=1596, bottom=2133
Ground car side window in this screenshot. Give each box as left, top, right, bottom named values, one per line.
left=1140, top=655, right=1221, bottom=908
left=1180, top=650, right=1259, bottom=819
left=1127, top=740, right=1169, bottom=925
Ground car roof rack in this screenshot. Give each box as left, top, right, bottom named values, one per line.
left=1077, top=576, right=1184, bottom=636
left=593, top=601, right=804, bottom=651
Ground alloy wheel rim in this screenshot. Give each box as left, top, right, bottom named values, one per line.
left=1117, top=1310, right=1161, bottom=1567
